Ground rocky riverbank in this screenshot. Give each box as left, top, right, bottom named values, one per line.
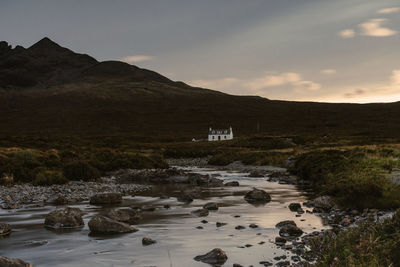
left=0, top=177, right=150, bottom=209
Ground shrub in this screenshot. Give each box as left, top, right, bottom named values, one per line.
left=63, top=161, right=100, bottom=181
left=34, top=170, right=68, bottom=186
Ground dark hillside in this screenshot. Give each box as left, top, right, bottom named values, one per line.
left=1, top=37, right=400, bottom=142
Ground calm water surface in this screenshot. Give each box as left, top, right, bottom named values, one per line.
left=0, top=167, right=328, bottom=267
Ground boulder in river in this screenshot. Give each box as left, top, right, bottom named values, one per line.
left=0, top=256, right=33, bottom=267
left=102, top=209, right=142, bottom=224
left=44, top=207, right=84, bottom=229
left=248, top=171, right=264, bottom=177
left=142, top=237, right=156, bottom=246
left=191, top=208, right=209, bottom=217
left=244, top=188, right=271, bottom=203
left=203, top=202, right=218, bottom=210
left=224, top=181, right=240, bottom=187
left=50, top=195, right=69, bottom=205
left=288, top=203, right=301, bottom=212
left=88, top=215, right=138, bottom=234
left=0, top=222, right=11, bottom=236
left=177, top=193, right=194, bottom=203
left=89, top=193, right=122, bottom=205
left=279, top=225, right=303, bottom=237
left=194, top=248, right=228, bottom=265
left=275, top=220, right=297, bottom=229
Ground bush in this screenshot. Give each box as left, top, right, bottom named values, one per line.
left=63, top=161, right=100, bottom=181
left=34, top=170, right=68, bottom=186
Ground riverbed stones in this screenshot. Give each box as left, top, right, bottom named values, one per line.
left=235, top=225, right=246, bottom=230
left=279, top=225, right=303, bottom=237
left=224, top=181, right=239, bottom=186
left=88, top=215, right=137, bottom=234
left=191, top=208, right=209, bottom=217
left=89, top=192, right=122, bottom=205
left=0, top=222, right=11, bottom=236
left=0, top=256, right=33, bottom=267
left=244, top=188, right=271, bottom=203
left=248, top=170, right=264, bottom=177
left=142, top=237, right=156, bottom=246
left=203, top=202, right=218, bottom=210
left=44, top=207, right=84, bottom=229
left=177, top=193, right=194, bottom=203
left=275, top=220, right=297, bottom=229
left=288, top=202, right=301, bottom=212
left=50, top=194, right=69, bottom=205
left=194, top=248, right=228, bottom=265
left=216, top=222, right=227, bottom=227
left=275, top=236, right=287, bottom=244
left=102, top=209, right=141, bottom=224
left=249, top=223, right=258, bottom=228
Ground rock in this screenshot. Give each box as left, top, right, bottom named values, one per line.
left=276, top=261, right=290, bottom=267
left=88, top=215, right=138, bottom=234
left=244, top=244, right=252, bottom=247
left=260, top=261, right=273, bottom=266
left=51, top=195, right=69, bottom=205
left=25, top=240, right=48, bottom=247
left=341, top=218, right=351, bottom=227
left=89, top=193, right=122, bottom=205
left=0, top=256, right=33, bottom=267
left=201, top=220, right=208, bottom=224
left=275, top=236, right=287, bottom=244
left=194, top=248, right=228, bottom=265
left=233, top=264, right=244, bottom=267
left=275, top=220, right=297, bottom=229
left=235, top=225, right=245, bottom=230
left=44, top=207, right=84, bottom=229
left=0, top=222, right=11, bottom=236
left=191, top=208, right=209, bottom=217
left=177, top=193, right=194, bottom=203
left=279, top=225, right=303, bottom=237
left=163, top=204, right=170, bottom=209
left=188, top=175, right=224, bottom=187
left=288, top=203, right=301, bottom=212
left=244, top=188, right=271, bottom=203
left=196, top=226, right=203, bottom=229
left=142, top=237, right=156, bottom=246
left=141, top=206, right=156, bottom=212
left=249, top=223, right=258, bottom=228
left=216, top=222, right=227, bottom=227
left=224, top=181, right=240, bottom=186
left=248, top=171, right=264, bottom=177
left=102, top=209, right=141, bottom=224
left=203, top=202, right=218, bottom=210
left=313, top=195, right=336, bottom=212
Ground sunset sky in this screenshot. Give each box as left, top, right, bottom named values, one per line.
left=1, top=0, right=399, bottom=103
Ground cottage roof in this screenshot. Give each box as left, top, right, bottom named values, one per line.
left=209, top=128, right=231, bottom=135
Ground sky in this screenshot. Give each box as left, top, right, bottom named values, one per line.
left=1, top=0, right=400, bottom=103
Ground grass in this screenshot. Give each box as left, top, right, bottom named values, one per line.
left=309, top=209, right=400, bottom=267
left=289, top=148, right=400, bottom=209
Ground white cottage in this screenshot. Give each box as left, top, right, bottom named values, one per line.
left=208, top=126, right=233, bottom=141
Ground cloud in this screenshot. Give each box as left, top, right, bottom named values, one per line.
left=189, top=72, right=321, bottom=95
left=359, top=18, right=397, bottom=37
left=390, top=70, right=400, bottom=86
left=338, top=29, right=355, bottom=38
left=344, top=88, right=366, bottom=98
left=120, top=55, right=154, bottom=63
left=321, top=69, right=337, bottom=74
left=377, top=7, right=400, bottom=14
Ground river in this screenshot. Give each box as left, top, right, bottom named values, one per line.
left=0, top=166, right=329, bottom=266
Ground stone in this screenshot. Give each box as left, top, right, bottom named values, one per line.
left=89, top=193, right=122, bottom=205
left=235, top=225, right=245, bottom=230
left=279, top=225, right=303, bottom=237
left=244, top=188, right=271, bottom=203
left=216, top=222, right=227, bottom=227
left=248, top=171, right=264, bottom=177
left=341, top=218, right=351, bottom=227
left=260, top=261, right=273, bottom=266
left=0, top=256, right=33, bottom=267
left=203, top=202, right=218, bottom=210
left=233, top=264, right=244, bottom=267
left=224, top=181, right=240, bottom=186
left=275, top=236, right=287, bottom=244
left=194, top=248, right=228, bottom=265
left=141, top=206, right=155, bottom=212
left=275, top=220, right=297, bottom=229
left=276, top=261, right=290, bottom=267
left=177, top=194, right=194, bottom=203
left=249, top=223, right=258, bottom=228
left=163, top=204, right=170, bottom=209
left=201, top=220, right=208, bottom=224
left=191, top=208, right=209, bottom=217
left=313, top=195, right=336, bottom=212
left=44, top=207, right=84, bottom=229
left=288, top=203, right=301, bottom=211
left=0, top=222, right=11, bottom=236
left=51, top=195, right=69, bottom=205
left=142, top=237, right=156, bottom=246
left=88, top=215, right=138, bottom=234
left=102, top=209, right=141, bottom=224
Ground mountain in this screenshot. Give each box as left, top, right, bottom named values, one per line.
left=0, top=37, right=400, bottom=141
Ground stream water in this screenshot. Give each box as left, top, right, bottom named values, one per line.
left=0, top=167, right=329, bottom=267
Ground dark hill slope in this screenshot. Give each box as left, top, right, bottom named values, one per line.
left=0, top=38, right=399, bottom=141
